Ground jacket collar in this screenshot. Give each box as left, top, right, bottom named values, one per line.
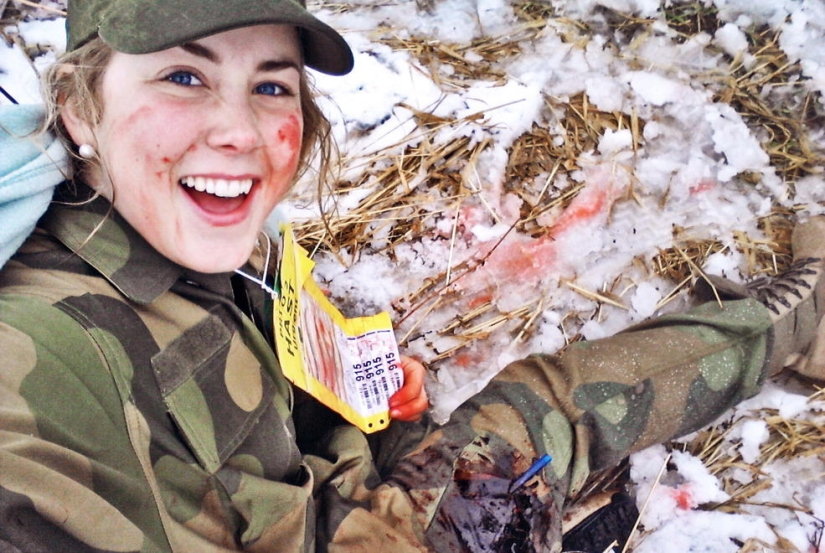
left=42, top=184, right=185, bottom=305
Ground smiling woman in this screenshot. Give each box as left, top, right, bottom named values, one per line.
left=60, top=25, right=305, bottom=272
left=1, top=1, right=825, bottom=552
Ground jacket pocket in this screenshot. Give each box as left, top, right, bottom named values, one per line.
left=152, top=313, right=275, bottom=473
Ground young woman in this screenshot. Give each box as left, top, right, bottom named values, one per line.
left=1, top=1, right=823, bottom=551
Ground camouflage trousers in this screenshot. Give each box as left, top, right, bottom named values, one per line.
left=319, top=297, right=773, bottom=552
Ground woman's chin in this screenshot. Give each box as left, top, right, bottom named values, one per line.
left=169, top=243, right=255, bottom=274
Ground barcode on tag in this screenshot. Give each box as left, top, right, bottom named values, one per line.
left=342, top=329, right=403, bottom=416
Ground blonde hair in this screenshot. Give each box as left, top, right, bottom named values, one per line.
left=41, top=37, right=335, bottom=193
left=42, top=39, right=112, bottom=180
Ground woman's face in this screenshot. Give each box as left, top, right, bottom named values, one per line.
left=65, top=25, right=304, bottom=273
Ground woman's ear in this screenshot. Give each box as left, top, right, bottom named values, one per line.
left=60, top=97, right=96, bottom=150
left=57, top=66, right=97, bottom=150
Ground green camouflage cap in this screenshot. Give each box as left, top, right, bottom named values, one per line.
left=66, top=0, right=354, bottom=75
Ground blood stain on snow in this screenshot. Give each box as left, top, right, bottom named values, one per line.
left=456, top=233, right=558, bottom=295
left=671, top=484, right=697, bottom=510
left=452, top=166, right=627, bottom=299
left=550, top=184, right=609, bottom=236
left=689, top=179, right=716, bottom=195
left=453, top=349, right=487, bottom=369
left=468, top=292, right=494, bottom=309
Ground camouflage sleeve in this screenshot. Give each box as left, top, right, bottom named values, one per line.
left=375, top=297, right=773, bottom=552
left=0, top=293, right=167, bottom=553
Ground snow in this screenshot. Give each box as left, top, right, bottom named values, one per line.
left=737, top=419, right=769, bottom=464
left=3, top=0, right=825, bottom=550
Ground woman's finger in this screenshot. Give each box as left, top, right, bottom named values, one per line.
left=389, top=356, right=429, bottom=420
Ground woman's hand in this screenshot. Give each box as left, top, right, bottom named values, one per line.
left=388, top=356, right=429, bottom=422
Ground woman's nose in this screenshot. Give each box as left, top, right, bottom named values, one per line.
left=206, top=99, right=264, bottom=154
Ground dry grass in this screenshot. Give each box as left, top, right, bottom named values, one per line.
left=294, top=128, right=481, bottom=258
left=679, top=386, right=825, bottom=552
left=295, top=0, right=821, bottom=274
left=506, top=94, right=644, bottom=237
left=0, top=0, right=64, bottom=25
left=690, top=387, right=825, bottom=503
left=662, top=1, right=723, bottom=38
left=714, top=26, right=823, bottom=187
left=291, top=1, right=822, bottom=357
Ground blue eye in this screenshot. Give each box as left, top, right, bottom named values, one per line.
left=166, top=71, right=202, bottom=86
left=255, top=82, right=286, bottom=96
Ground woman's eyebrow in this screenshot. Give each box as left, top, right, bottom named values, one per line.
left=257, top=60, right=301, bottom=73
left=180, top=42, right=218, bottom=63
left=177, top=44, right=299, bottom=73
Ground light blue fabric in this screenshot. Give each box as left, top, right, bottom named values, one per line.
left=0, top=104, right=68, bottom=269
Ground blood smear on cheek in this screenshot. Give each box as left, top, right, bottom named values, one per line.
left=276, top=115, right=302, bottom=156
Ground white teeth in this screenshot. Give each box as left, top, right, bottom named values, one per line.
left=181, top=176, right=253, bottom=198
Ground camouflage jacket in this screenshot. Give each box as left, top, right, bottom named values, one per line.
left=0, top=187, right=431, bottom=552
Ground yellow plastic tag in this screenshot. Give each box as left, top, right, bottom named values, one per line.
left=274, top=223, right=403, bottom=433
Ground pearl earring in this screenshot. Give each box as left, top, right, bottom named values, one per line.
left=78, top=144, right=95, bottom=159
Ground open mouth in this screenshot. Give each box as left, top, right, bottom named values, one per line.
left=181, top=176, right=254, bottom=198
left=180, top=176, right=255, bottom=215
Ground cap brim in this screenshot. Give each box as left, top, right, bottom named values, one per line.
left=97, top=0, right=353, bottom=75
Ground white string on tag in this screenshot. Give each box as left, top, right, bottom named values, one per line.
left=234, top=232, right=278, bottom=299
